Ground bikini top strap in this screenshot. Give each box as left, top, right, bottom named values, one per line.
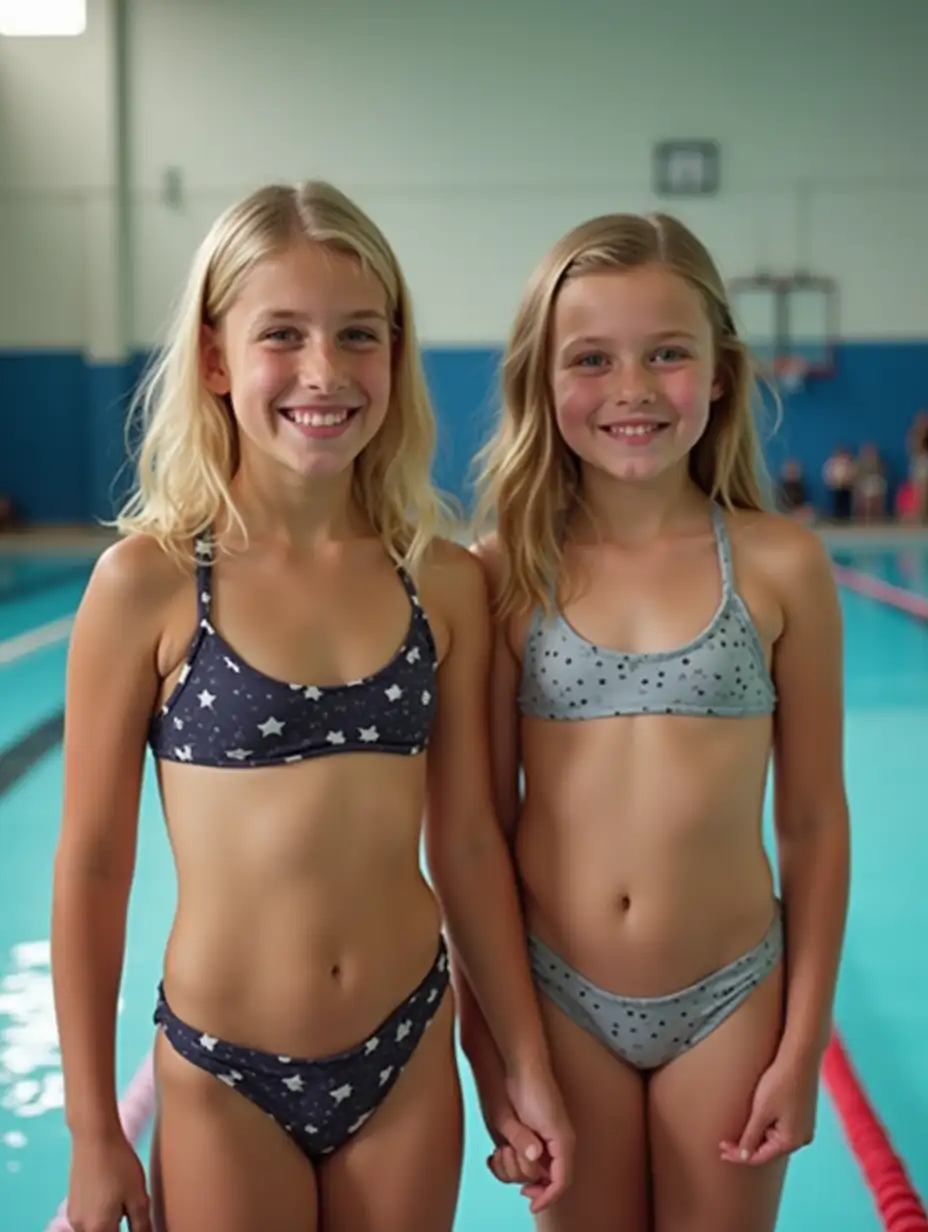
left=192, top=534, right=214, bottom=626
left=711, top=504, right=735, bottom=595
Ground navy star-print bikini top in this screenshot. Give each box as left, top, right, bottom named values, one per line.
left=148, top=536, right=439, bottom=768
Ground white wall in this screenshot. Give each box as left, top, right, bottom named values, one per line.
left=2, top=0, right=927, bottom=349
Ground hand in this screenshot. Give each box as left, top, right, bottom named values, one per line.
left=720, top=1052, right=820, bottom=1167
left=67, top=1130, right=153, bottom=1232
left=488, top=1062, right=574, bottom=1214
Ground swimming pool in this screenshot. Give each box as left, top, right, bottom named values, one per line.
left=1, top=544, right=925, bottom=1230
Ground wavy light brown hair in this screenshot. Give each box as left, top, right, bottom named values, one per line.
left=475, top=211, right=774, bottom=618
left=117, top=180, right=446, bottom=573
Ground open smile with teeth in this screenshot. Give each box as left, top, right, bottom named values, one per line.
left=601, top=421, right=670, bottom=439
left=282, top=407, right=357, bottom=427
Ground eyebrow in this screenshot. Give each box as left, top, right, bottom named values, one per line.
left=256, top=308, right=389, bottom=324
left=561, top=329, right=700, bottom=350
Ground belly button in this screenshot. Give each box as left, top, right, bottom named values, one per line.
left=619, top=895, right=631, bottom=913
left=330, top=964, right=342, bottom=981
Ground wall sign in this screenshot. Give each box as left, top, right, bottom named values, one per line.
left=653, top=140, right=720, bottom=197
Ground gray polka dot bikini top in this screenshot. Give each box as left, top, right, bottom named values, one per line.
left=148, top=536, right=438, bottom=768
left=518, top=505, right=777, bottom=721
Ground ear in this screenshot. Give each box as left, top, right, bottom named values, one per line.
left=201, top=324, right=231, bottom=396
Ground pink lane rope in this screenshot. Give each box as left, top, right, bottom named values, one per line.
left=832, top=565, right=928, bottom=620
left=822, top=1032, right=928, bottom=1230
left=45, top=1049, right=156, bottom=1232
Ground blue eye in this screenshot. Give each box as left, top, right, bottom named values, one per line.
left=652, top=346, right=689, bottom=363
left=263, top=327, right=301, bottom=344
left=342, top=327, right=382, bottom=345
left=575, top=353, right=608, bottom=368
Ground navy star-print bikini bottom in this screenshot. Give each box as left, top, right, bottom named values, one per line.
left=154, top=936, right=450, bottom=1160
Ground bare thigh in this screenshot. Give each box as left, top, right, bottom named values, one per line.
left=152, top=1028, right=318, bottom=1232
left=648, top=960, right=788, bottom=1232
left=318, top=989, right=463, bottom=1232
left=534, top=993, right=649, bottom=1232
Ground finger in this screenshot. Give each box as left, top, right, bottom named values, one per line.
left=736, top=1108, right=773, bottom=1161
left=541, top=1132, right=572, bottom=1200
left=128, top=1197, right=154, bottom=1232
left=487, top=1146, right=523, bottom=1185
left=498, top=1114, right=546, bottom=1166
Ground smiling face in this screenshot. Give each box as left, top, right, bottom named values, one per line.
left=550, top=263, right=723, bottom=488
left=201, top=240, right=393, bottom=483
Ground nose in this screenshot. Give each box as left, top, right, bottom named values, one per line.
left=612, top=360, right=656, bottom=407
left=297, top=337, right=348, bottom=393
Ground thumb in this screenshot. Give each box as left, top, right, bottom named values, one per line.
left=497, top=1109, right=545, bottom=1165
left=737, top=1101, right=771, bottom=1161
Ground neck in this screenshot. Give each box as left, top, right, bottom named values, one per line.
left=574, top=461, right=709, bottom=545
left=229, top=451, right=366, bottom=548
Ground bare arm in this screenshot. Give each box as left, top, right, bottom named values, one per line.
left=51, top=537, right=172, bottom=1140
left=770, top=525, right=850, bottom=1064
left=423, top=544, right=545, bottom=1074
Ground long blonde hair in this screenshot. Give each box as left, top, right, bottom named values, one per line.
left=117, top=181, right=445, bottom=572
left=475, top=212, right=774, bottom=618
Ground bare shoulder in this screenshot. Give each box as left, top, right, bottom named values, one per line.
left=419, top=535, right=490, bottom=614
left=468, top=530, right=508, bottom=597
left=77, top=533, right=190, bottom=643
left=727, top=509, right=835, bottom=600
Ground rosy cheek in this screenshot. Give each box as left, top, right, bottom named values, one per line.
left=660, top=368, right=708, bottom=416
left=554, top=375, right=599, bottom=434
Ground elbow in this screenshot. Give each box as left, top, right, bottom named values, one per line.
left=427, top=810, right=505, bottom=890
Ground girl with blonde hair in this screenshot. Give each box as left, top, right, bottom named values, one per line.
left=51, top=180, right=570, bottom=1232
left=464, top=211, right=849, bottom=1230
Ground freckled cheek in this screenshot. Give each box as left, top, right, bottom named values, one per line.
left=660, top=368, right=712, bottom=418
left=359, top=354, right=392, bottom=409
left=552, top=375, right=600, bottom=442
left=232, top=351, right=296, bottom=405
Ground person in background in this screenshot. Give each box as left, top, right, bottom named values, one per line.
left=822, top=447, right=856, bottom=521
left=852, top=444, right=887, bottom=523
left=776, top=460, right=814, bottom=522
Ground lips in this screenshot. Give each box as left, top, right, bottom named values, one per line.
left=599, top=419, right=670, bottom=441
left=279, top=406, right=357, bottom=427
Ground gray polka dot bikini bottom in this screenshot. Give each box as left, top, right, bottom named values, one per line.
left=528, top=904, right=782, bottom=1071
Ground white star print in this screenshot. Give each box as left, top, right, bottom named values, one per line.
left=172, top=717, right=184, bottom=730
left=277, top=1056, right=291, bottom=1063
left=200, top=619, right=215, bottom=634
left=282, top=1075, right=304, bottom=1093
left=427, top=987, right=439, bottom=1003
left=258, top=716, right=285, bottom=737
left=198, top=1034, right=218, bottom=1051
left=198, top=690, right=216, bottom=709
left=225, top=748, right=252, bottom=761
left=406, top=647, right=421, bottom=664
left=329, top=1084, right=353, bottom=1105
left=358, top=726, right=379, bottom=742
left=364, top=1036, right=380, bottom=1054
left=326, top=731, right=346, bottom=745
left=421, top=690, right=431, bottom=705
left=174, top=745, right=193, bottom=761
left=385, top=684, right=403, bottom=702
left=200, top=591, right=211, bottom=607
left=379, top=1066, right=394, bottom=1085
left=195, top=540, right=211, bottom=559
left=223, top=657, right=240, bottom=673
left=304, top=686, right=322, bottom=700
left=396, top=1020, right=412, bottom=1042
left=303, top=1123, right=318, bottom=1135
left=218, top=1070, right=243, bottom=1086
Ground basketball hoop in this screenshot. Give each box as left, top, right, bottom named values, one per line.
left=773, top=356, right=808, bottom=396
